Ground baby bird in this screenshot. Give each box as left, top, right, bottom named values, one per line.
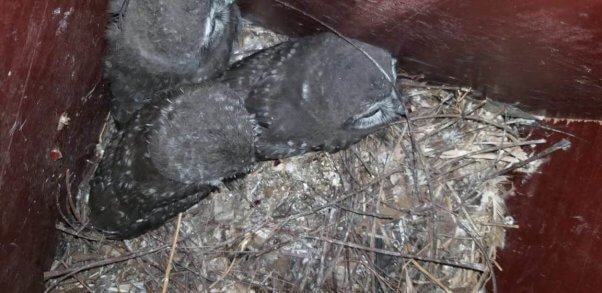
left=220, top=32, right=404, bottom=160
left=89, top=82, right=257, bottom=239
left=105, top=0, right=239, bottom=124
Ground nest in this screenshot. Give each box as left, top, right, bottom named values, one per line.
left=46, top=20, right=569, bottom=293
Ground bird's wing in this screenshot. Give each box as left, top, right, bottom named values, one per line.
left=221, top=40, right=298, bottom=93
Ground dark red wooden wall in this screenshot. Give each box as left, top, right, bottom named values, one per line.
left=0, top=0, right=108, bottom=291
left=1, top=0, right=601, bottom=291
left=499, top=121, right=602, bottom=292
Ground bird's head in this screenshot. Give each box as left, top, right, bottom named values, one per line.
left=116, top=0, right=238, bottom=76
left=302, top=33, right=405, bottom=135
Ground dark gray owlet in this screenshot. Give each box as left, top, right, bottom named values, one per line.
left=220, top=32, right=404, bottom=160
left=89, top=82, right=257, bottom=239
left=105, top=0, right=239, bottom=124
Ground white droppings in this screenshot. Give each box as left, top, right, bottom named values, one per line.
left=56, top=7, right=74, bottom=35
left=57, top=112, right=70, bottom=131
left=301, top=81, right=310, bottom=101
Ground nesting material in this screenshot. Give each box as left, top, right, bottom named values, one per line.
left=46, top=20, right=566, bottom=293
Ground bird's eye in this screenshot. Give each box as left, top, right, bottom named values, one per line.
left=361, top=108, right=381, bottom=119
left=208, top=20, right=216, bottom=37
left=344, top=107, right=385, bottom=130
left=208, top=12, right=226, bottom=39
left=202, top=3, right=228, bottom=46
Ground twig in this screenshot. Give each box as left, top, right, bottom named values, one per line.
left=336, top=204, right=395, bottom=220
left=162, top=213, right=183, bottom=293
left=398, top=80, right=472, bottom=91
left=477, top=222, right=519, bottom=229
left=483, top=139, right=571, bottom=181
left=445, top=182, right=497, bottom=293
left=306, top=236, right=487, bottom=272
left=287, top=170, right=403, bottom=220
left=71, top=273, right=94, bottom=293
left=65, top=169, right=81, bottom=224
left=55, top=223, right=102, bottom=242
left=411, top=114, right=520, bottom=141
left=436, top=139, right=547, bottom=169
left=44, top=245, right=169, bottom=292
left=409, top=260, right=452, bottom=293
left=44, top=246, right=168, bottom=280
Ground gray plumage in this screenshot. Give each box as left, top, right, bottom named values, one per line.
left=220, top=32, right=404, bottom=160
left=105, top=0, right=239, bottom=124
left=89, top=82, right=257, bottom=239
